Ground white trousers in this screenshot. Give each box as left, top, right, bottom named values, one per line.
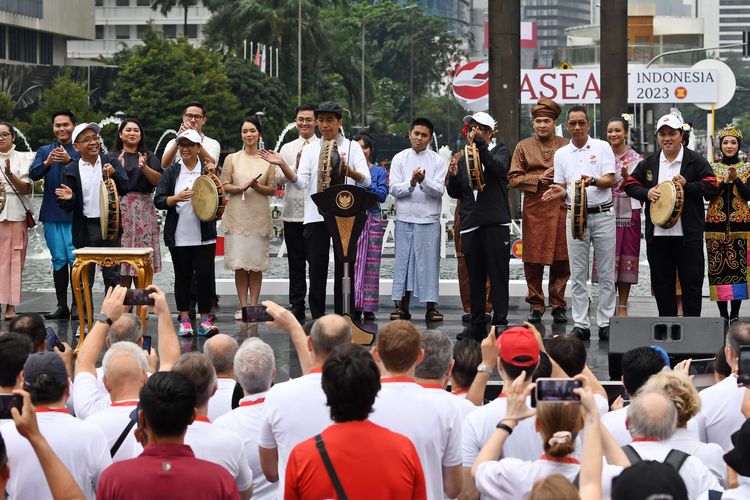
left=566, top=210, right=617, bottom=329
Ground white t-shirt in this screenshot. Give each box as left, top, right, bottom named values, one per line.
left=214, top=392, right=277, bottom=500
left=208, top=377, right=237, bottom=421
left=654, top=147, right=685, bottom=236
left=1, top=410, right=111, bottom=500
left=389, top=147, right=448, bottom=223
left=277, top=136, right=317, bottom=222
left=476, top=456, right=621, bottom=499
left=461, top=396, right=544, bottom=467
left=72, top=371, right=111, bottom=420
left=553, top=136, right=616, bottom=207
left=421, top=385, right=477, bottom=421
left=722, top=476, right=750, bottom=499
left=165, top=135, right=221, bottom=166
left=84, top=400, right=142, bottom=462
left=696, top=374, right=746, bottom=450
left=628, top=440, right=723, bottom=498
left=257, top=371, right=331, bottom=499
left=601, top=406, right=631, bottom=446
left=369, top=379, right=462, bottom=500
left=184, top=418, right=253, bottom=493
left=174, top=161, right=212, bottom=247
left=664, top=427, right=727, bottom=487
left=79, top=156, right=103, bottom=218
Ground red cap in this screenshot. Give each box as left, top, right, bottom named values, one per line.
left=496, top=327, right=539, bottom=368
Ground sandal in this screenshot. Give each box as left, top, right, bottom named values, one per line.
left=425, top=309, right=444, bottom=322
left=389, top=307, right=411, bottom=320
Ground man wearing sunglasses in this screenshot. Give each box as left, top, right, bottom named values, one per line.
left=542, top=106, right=616, bottom=341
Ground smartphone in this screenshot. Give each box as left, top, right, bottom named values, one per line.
left=241, top=305, right=274, bottom=323
left=738, top=346, right=750, bottom=386
left=688, top=357, right=716, bottom=376
left=142, top=335, right=152, bottom=354
left=0, top=394, right=23, bottom=419
left=535, top=378, right=582, bottom=403
left=45, top=326, right=65, bottom=352
left=124, top=288, right=155, bottom=306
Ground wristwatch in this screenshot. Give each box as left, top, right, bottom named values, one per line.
left=476, top=362, right=492, bottom=374
left=97, top=313, right=113, bottom=326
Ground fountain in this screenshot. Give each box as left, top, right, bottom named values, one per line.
left=12, top=127, right=32, bottom=152
left=273, top=122, right=297, bottom=152
left=154, top=129, right=177, bottom=156
left=96, top=116, right=125, bottom=154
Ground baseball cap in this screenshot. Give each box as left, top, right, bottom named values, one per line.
left=316, top=101, right=343, bottom=119
left=463, top=111, right=496, bottom=130
left=611, top=460, right=688, bottom=500
left=23, top=352, right=68, bottom=386
left=496, top=327, right=539, bottom=368
left=71, top=123, right=101, bottom=144
left=656, top=114, right=684, bottom=131
left=176, top=129, right=202, bottom=144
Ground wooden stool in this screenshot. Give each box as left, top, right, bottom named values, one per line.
left=71, top=247, right=154, bottom=350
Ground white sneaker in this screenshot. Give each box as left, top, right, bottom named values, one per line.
left=234, top=310, right=242, bottom=321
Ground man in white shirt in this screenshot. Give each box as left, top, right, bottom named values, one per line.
left=257, top=314, right=351, bottom=499
left=161, top=101, right=221, bottom=168
left=624, top=113, right=718, bottom=316
left=543, top=105, right=616, bottom=340
left=601, top=346, right=667, bottom=446
left=215, top=338, right=277, bottom=500
left=204, top=333, right=239, bottom=421
left=1, top=352, right=111, bottom=499
left=695, top=321, right=750, bottom=450
left=415, top=330, right=477, bottom=419
left=262, top=101, right=371, bottom=318
left=172, top=352, right=253, bottom=500
left=276, top=104, right=318, bottom=322
left=370, top=320, right=463, bottom=500
left=389, top=117, right=448, bottom=322
left=624, top=389, right=722, bottom=498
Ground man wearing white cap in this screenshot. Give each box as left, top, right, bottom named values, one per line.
left=56, top=123, right=129, bottom=293
left=447, top=112, right=512, bottom=339
left=625, top=113, right=718, bottom=316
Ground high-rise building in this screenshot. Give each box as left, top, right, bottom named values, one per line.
left=522, top=0, right=591, bottom=68
left=67, top=0, right=212, bottom=60
left=717, top=0, right=750, bottom=56
left=0, top=0, right=94, bottom=65
left=396, top=0, right=472, bottom=40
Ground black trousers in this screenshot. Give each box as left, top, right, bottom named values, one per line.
left=304, top=221, right=355, bottom=318
left=646, top=236, right=703, bottom=317
left=170, top=244, right=216, bottom=315
left=84, top=220, right=121, bottom=293
left=462, top=225, right=510, bottom=337
left=284, top=221, right=307, bottom=310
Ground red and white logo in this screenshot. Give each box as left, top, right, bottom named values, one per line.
left=452, top=60, right=489, bottom=112
left=674, top=86, right=687, bottom=99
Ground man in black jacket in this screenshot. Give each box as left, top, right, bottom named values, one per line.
left=624, top=113, right=718, bottom=316
left=56, top=123, right=128, bottom=293
left=448, top=112, right=511, bottom=340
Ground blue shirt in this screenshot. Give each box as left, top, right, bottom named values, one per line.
left=30, top=143, right=79, bottom=222
left=367, top=164, right=388, bottom=207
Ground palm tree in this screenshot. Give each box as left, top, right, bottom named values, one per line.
left=149, top=0, right=198, bottom=36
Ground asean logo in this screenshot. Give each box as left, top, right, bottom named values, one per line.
left=674, top=87, right=687, bottom=99
left=336, top=190, right=353, bottom=210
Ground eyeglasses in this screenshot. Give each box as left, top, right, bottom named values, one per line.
left=184, top=113, right=205, bottom=121
left=76, top=135, right=100, bottom=145
left=296, top=117, right=314, bottom=123
left=0, top=133, right=12, bottom=139
left=567, top=120, right=588, bottom=128
left=177, top=142, right=197, bottom=148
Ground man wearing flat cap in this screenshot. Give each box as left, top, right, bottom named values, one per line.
left=508, top=97, right=570, bottom=324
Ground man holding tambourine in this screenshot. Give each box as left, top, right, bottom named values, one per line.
left=624, top=113, right=718, bottom=317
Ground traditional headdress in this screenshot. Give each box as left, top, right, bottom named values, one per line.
left=531, top=97, right=561, bottom=120
left=718, top=123, right=743, bottom=142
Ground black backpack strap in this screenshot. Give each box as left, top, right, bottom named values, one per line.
left=621, top=444, right=643, bottom=465
left=315, top=434, right=348, bottom=500
left=110, top=419, right=137, bottom=457
left=663, top=449, right=690, bottom=472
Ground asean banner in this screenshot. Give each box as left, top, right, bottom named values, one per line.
left=628, top=68, right=718, bottom=103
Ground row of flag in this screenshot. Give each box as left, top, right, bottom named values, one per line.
left=243, top=41, right=279, bottom=78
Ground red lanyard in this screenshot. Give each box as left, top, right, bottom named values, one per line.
left=111, top=401, right=139, bottom=407
left=239, top=398, right=266, bottom=407
left=35, top=407, right=70, bottom=414
left=194, top=416, right=211, bottom=423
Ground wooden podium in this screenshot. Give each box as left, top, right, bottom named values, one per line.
left=71, top=247, right=154, bottom=348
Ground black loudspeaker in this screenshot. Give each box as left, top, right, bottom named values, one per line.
left=608, top=317, right=724, bottom=380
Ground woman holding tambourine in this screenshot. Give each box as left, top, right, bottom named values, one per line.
left=705, top=124, right=750, bottom=323
left=154, top=128, right=218, bottom=338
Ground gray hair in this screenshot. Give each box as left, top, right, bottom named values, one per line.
left=102, top=341, right=148, bottom=377
left=627, top=389, right=677, bottom=441
left=726, top=320, right=750, bottom=357
left=203, top=334, right=239, bottom=375
left=108, top=314, right=142, bottom=344
left=172, top=352, right=217, bottom=408
left=415, top=330, right=452, bottom=379
left=310, top=315, right=351, bottom=357
left=234, top=338, right=275, bottom=394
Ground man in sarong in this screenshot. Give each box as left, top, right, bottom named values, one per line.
left=508, top=97, right=570, bottom=323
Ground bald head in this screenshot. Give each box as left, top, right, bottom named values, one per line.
left=310, top=315, right=352, bottom=358
left=102, top=342, right=148, bottom=397
left=627, top=389, right=677, bottom=441
left=204, top=334, right=238, bottom=377
left=108, top=313, right=142, bottom=345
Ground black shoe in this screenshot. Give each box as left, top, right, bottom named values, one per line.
left=353, top=310, right=363, bottom=321
left=363, top=311, right=376, bottom=321
left=45, top=306, right=70, bottom=320
left=569, top=326, right=591, bottom=340
left=528, top=309, right=543, bottom=323
left=461, top=313, right=471, bottom=323
left=598, top=326, right=610, bottom=341
left=552, top=308, right=568, bottom=323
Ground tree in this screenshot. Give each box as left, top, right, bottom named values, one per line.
left=102, top=28, right=240, bottom=155
left=0, top=91, right=16, bottom=122
left=25, top=71, right=100, bottom=150
left=150, top=0, right=198, bottom=34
